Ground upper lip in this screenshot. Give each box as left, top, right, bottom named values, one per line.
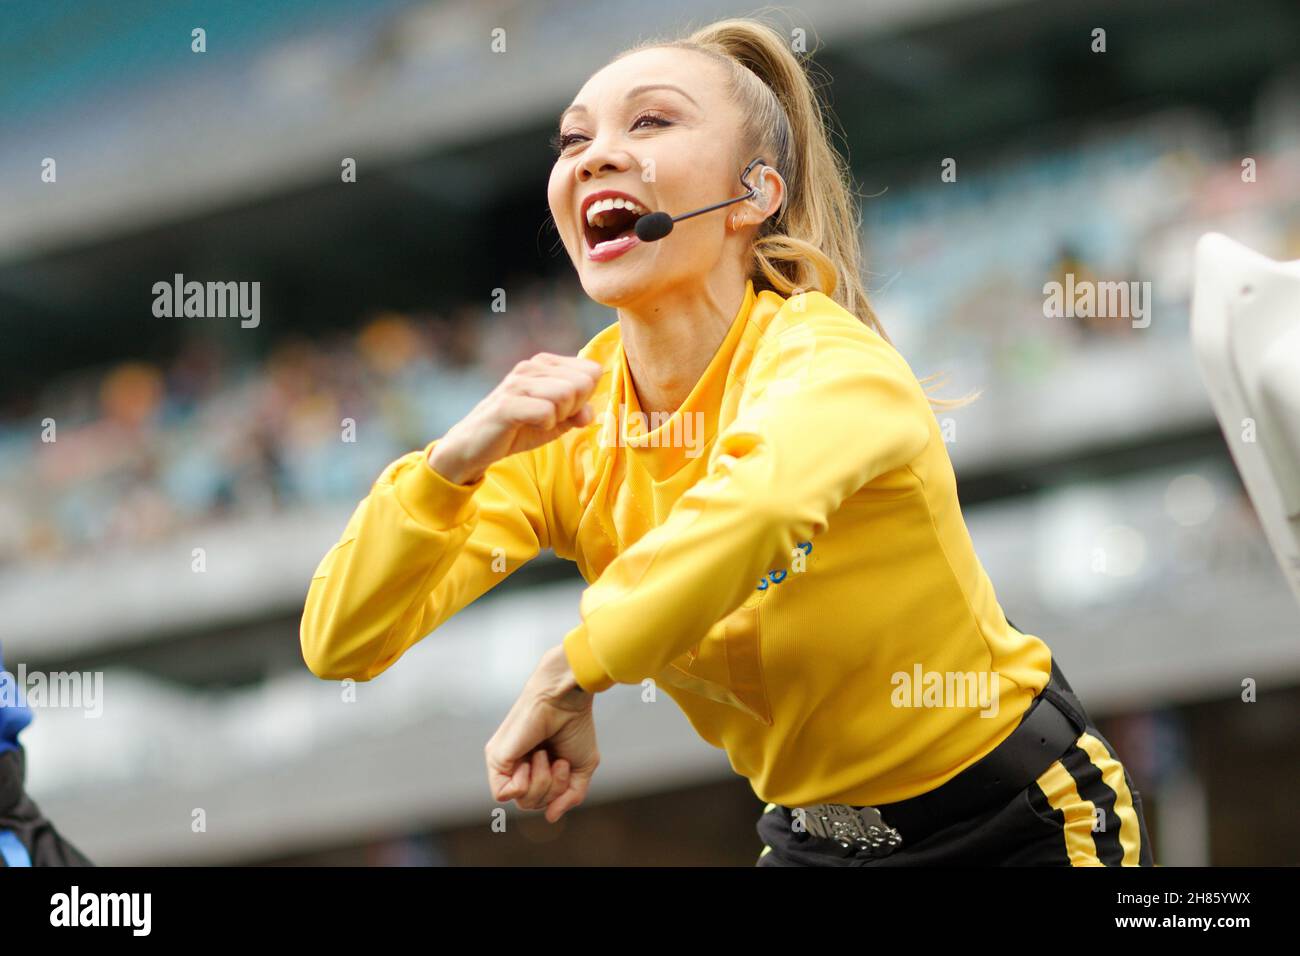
left=580, top=189, right=652, bottom=224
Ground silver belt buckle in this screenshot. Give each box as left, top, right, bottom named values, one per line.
left=800, top=803, right=904, bottom=858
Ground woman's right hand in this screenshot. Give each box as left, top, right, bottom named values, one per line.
left=428, top=353, right=605, bottom=485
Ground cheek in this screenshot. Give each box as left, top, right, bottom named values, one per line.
left=546, top=171, right=570, bottom=233
left=656, top=152, right=729, bottom=219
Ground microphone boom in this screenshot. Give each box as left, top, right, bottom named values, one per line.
left=632, top=157, right=768, bottom=243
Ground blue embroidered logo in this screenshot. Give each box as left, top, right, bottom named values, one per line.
left=756, top=541, right=813, bottom=590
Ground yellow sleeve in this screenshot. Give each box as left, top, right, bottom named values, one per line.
left=562, top=298, right=933, bottom=692
left=300, top=438, right=551, bottom=680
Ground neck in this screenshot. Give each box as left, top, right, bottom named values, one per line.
left=617, top=272, right=748, bottom=419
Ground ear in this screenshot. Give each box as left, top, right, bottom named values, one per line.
left=749, top=165, right=786, bottom=227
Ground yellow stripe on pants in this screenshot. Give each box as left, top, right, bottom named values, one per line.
left=1033, top=760, right=1103, bottom=866
left=1076, top=732, right=1143, bottom=866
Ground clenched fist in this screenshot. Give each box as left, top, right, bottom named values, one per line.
left=429, top=353, right=605, bottom=484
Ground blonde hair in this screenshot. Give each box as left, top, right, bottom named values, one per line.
left=615, top=13, right=977, bottom=410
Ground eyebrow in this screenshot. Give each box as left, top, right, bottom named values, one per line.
left=558, top=83, right=699, bottom=128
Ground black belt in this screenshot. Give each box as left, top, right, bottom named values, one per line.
left=794, top=633, right=1091, bottom=857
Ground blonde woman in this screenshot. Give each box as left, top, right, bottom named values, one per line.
left=301, top=17, right=1154, bottom=867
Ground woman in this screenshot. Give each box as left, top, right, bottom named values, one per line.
left=300, top=17, right=1154, bottom=867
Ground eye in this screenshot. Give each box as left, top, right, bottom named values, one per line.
left=631, top=111, right=671, bottom=131
left=549, top=112, right=672, bottom=156
left=549, top=131, right=583, bottom=154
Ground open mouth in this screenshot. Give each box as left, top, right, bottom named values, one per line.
left=583, top=196, right=650, bottom=250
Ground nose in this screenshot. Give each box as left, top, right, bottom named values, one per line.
left=575, top=134, right=634, bottom=183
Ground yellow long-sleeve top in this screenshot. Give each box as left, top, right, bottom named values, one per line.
left=301, top=278, right=1053, bottom=808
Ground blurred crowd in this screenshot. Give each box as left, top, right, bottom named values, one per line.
left=0, top=281, right=609, bottom=567
left=2, top=107, right=1297, bottom=568
left=863, top=109, right=1300, bottom=375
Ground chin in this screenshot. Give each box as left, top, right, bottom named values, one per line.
left=578, top=266, right=657, bottom=309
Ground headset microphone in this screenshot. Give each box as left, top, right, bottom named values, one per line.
left=634, top=157, right=769, bottom=242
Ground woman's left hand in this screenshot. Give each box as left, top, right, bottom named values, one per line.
left=485, top=646, right=598, bottom=823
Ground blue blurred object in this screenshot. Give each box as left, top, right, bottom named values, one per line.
left=0, top=646, right=33, bottom=755
left=0, top=829, right=32, bottom=866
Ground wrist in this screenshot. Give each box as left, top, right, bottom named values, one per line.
left=537, top=646, right=591, bottom=709
left=427, top=439, right=485, bottom=486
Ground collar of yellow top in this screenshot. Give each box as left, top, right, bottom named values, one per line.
left=608, top=277, right=771, bottom=481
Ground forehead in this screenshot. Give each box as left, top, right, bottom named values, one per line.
left=570, top=46, right=727, bottom=113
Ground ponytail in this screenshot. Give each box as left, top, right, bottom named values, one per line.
left=616, top=14, right=978, bottom=410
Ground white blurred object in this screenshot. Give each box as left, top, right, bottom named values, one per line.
left=1191, top=232, right=1300, bottom=608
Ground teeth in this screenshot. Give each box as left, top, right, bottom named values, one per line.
left=585, top=196, right=649, bottom=227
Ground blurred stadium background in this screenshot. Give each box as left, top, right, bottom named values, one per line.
left=2, top=0, right=1298, bottom=865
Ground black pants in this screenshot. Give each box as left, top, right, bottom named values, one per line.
left=0, top=748, right=94, bottom=867
left=756, top=662, right=1154, bottom=867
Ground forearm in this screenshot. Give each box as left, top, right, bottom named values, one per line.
left=563, top=464, right=801, bottom=690
left=301, top=444, right=485, bottom=679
